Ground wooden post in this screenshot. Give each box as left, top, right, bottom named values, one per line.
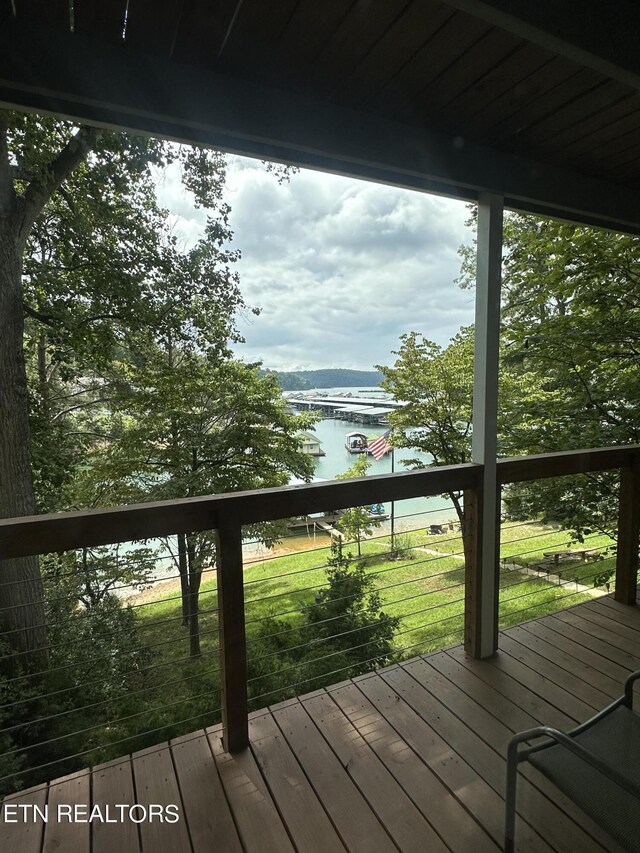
left=469, top=192, right=503, bottom=658
left=463, top=482, right=482, bottom=657
left=215, top=510, right=249, bottom=752
left=615, top=457, right=640, bottom=605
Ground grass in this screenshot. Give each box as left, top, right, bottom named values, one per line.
left=135, top=519, right=613, bottom=667
left=80, top=519, right=610, bottom=768
left=134, top=520, right=607, bottom=689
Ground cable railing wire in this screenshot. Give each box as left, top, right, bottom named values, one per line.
left=244, top=578, right=465, bottom=649
left=1, top=626, right=220, bottom=685
left=247, top=592, right=466, bottom=668
left=0, top=662, right=223, bottom=737
left=244, top=560, right=466, bottom=629
left=0, top=707, right=223, bottom=787
left=0, top=689, right=219, bottom=762
left=246, top=629, right=463, bottom=708
left=2, top=478, right=622, bottom=798
left=241, top=529, right=449, bottom=589
left=0, top=649, right=219, bottom=712
left=244, top=545, right=466, bottom=611
left=0, top=574, right=218, bottom=615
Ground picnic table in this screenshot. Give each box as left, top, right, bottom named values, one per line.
left=543, top=549, right=588, bottom=565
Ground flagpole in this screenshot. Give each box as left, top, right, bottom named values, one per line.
left=390, top=445, right=395, bottom=553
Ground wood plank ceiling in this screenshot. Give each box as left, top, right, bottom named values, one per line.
left=5, top=0, right=640, bottom=191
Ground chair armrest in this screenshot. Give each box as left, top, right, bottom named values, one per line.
left=507, top=724, right=640, bottom=799
left=624, top=669, right=640, bottom=707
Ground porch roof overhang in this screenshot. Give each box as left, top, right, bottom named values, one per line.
left=1, top=0, right=640, bottom=234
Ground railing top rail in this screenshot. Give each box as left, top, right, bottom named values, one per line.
left=0, top=463, right=481, bottom=560
left=497, top=445, right=640, bottom=485
left=1, top=445, right=638, bottom=561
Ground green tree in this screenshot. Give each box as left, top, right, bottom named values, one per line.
left=106, top=349, right=315, bottom=656
left=0, top=111, right=238, bottom=657
left=497, top=215, right=640, bottom=546
left=377, top=328, right=475, bottom=531
left=335, top=455, right=383, bottom=557
left=458, top=209, right=640, bottom=573
left=248, top=539, right=399, bottom=702
left=302, top=539, right=399, bottom=677
left=378, top=325, right=524, bottom=563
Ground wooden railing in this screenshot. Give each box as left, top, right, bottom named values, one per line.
left=0, top=446, right=638, bottom=753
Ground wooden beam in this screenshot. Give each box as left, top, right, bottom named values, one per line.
left=497, top=446, right=640, bottom=485
left=1, top=17, right=640, bottom=233
left=470, top=192, right=503, bottom=658
left=2, top=448, right=639, bottom=561
left=215, top=510, right=248, bottom=752
left=0, top=464, right=481, bottom=559
left=615, top=459, right=640, bottom=605
left=463, top=482, right=483, bottom=657
left=444, top=0, right=640, bottom=93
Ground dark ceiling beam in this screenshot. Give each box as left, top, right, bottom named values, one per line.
left=446, top=0, right=640, bottom=92
left=0, top=16, right=639, bottom=233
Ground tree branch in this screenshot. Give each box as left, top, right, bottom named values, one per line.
left=51, top=398, right=115, bottom=420
left=23, top=302, right=58, bottom=327
left=16, top=124, right=101, bottom=245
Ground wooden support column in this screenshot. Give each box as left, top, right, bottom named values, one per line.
left=463, top=478, right=482, bottom=656
left=615, top=456, right=640, bottom=605
left=468, top=192, right=503, bottom=658
left=215, top=510, right=249, bottom=752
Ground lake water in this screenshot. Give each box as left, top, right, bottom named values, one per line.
left=293, top=387, right=456, bottom=533
left=305, top=416, right=455, bottom=533
left=127, top=388, right=456, bottom=590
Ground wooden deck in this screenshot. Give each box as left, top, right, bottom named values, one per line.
left=3, top=594, right=639, bottom=853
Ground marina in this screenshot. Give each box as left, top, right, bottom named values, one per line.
left=287, top=392, right=404, bottom=425
left=297, top=390, right=457, bottom=539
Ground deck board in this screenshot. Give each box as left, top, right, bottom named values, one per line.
left=3, top=594, right=638, bottom=853
left=356, top=669, right=537, bottom=850
left=329, top=679, right=501, bottom=853
left=498, top=631, right=613, bottom=710
left=271, top=698, right=397, bottom=853
left=0, top=784, right=47, bottom=853
left=379, top=662, right=557, bottom=852
left=516, top=619, right=630, bottom=687
left=207, top=725, right=295, bottom=852
left=401, top=656, right=625, bottom=853
left=170, top=731, right=242, bottom=853
left=544, top=612, right=640, bottom=671
left=300, top=689, right=448, bottom=852
left=43, top=770, right=90, bottom=853
left=92, top=758, right=140, bottom=853
left=131, top=744, right=192, bottom=853
left=248, top=710, right=346, bottom=853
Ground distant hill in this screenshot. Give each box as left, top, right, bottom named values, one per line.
left=262, top=369, right=384, bottom=391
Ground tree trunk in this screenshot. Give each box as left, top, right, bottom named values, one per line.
left=0, top=221, right=47, bottom=664
left=186, top=535, right=201, bottom=658
left=37, top=331, right=48, bottom=404
left=176, top=533, right=189, bottom=626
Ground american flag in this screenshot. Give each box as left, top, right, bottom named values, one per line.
left=367, top=430, right=392, bottom=461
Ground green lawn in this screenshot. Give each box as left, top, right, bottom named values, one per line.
left=135, top=520, right=612, bottom=676
left=94, top=519, right=606, bottom=766
left=414, top=520, right=616, bottom=585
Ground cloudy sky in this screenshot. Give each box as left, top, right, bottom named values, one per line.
left=157, top=156, right=475, bottom=372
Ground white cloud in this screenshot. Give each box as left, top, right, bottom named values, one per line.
left=157, top=155, right=475, bottom=370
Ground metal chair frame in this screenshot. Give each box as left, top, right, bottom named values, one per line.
left=504, top=669, right=640, bottom=853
